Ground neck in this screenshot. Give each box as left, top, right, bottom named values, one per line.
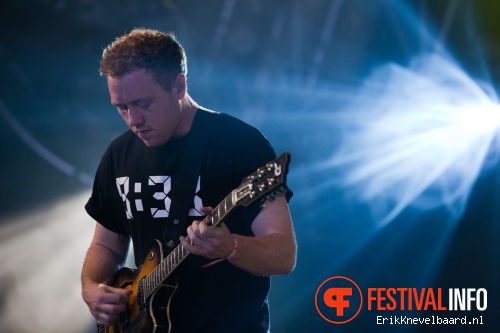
left=180, top=93, right=199, bottom=113
left=175, top=93, right=199, bottom=137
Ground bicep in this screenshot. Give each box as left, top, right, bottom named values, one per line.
left=251, top=196, right=294, bottom=238
left=90, top=223, right=130, bottom=264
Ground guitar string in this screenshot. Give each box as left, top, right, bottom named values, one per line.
left=140, top=180, right=284, bottom=299
left=143, top=193, right=233, bottom=299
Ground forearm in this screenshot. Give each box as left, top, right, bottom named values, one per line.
left=227, top=232, right=296, bottom=276
left=81, top=223, right=130, bottom=290
left=81, top=243, right=125, bottom=288
left=81, top=224, right=132, bottom=324
left=181, top=197, right=297, bottom=276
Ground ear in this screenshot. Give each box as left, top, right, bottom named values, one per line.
left=174, top=74, right=186, bottom=97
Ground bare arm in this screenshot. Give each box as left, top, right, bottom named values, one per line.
left=180, top=195, right=297, bottom=276
left=81, top=223, right=132, bottom=325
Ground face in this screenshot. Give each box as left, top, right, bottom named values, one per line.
left=107, top=69, right=186, bottom=147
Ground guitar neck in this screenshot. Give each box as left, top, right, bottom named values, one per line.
left=138, top=152, right=289, bottom=302
left=141, top=189, right=240, bottom=299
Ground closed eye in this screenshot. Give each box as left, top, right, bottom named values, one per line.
left=132, top=100, right=151, bottom=109
left=116, top=105, right=128, bottom=114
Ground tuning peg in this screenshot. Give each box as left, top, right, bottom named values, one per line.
left=275, top=186, right=285, bottom=194
left=266, top=193, right=276, bottom=202
left=258, top=168, right=266, bottom=177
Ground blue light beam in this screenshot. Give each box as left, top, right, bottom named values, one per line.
left=320, top=53, right=500, bottom=226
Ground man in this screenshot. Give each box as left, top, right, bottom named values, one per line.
left=81, top=28, right=296, bottom=333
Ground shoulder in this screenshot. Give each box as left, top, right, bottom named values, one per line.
left=198, top=109, right=276, bottom=183
left=198, top=109, right=271, bottom=148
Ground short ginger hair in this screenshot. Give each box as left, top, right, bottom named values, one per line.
left=99, top=28, right=187, bottom=91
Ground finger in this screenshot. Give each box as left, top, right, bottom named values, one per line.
left=197, top=221, right=210, bottom=235
left=199, top=206, right=213, bottom=215
left=188, top=221, right=203, bottom=238
left=179, top=236, right=197, bottom=253
left=98, top=283, right=132, bottom=298
left=185, top=226, right=199, bottom=244
left=94, top=303, right=125, bottom=326
left=98, top=284, right=132, bottom=303
left=97, top=312, right=119, bottom=326
left=190, top=220, right=200, bottom=229
left=107, top=292, right=131, bottom=304
left=200, top=221, right=228, bottom=239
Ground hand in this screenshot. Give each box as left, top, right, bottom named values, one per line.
left=179, top=206, right=234, bottom=259
left=82, top=283, right=132, bottom=326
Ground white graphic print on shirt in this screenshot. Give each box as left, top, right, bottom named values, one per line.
left=116, top=175, right=203, bottom=219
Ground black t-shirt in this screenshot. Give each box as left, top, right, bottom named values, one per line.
left=85, top=109, right=288, bottom=332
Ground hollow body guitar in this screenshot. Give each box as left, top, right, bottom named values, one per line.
left=97, top=152, right=290, bottom=333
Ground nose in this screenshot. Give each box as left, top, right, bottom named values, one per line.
left=127, top=107, right=144, bottom=127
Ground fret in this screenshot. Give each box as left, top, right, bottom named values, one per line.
left=178, top=246, right=182, bottom=261
left=145, top=275, right=149, bottom=296
left=148, top=274, right=153, bottom=293
left=220, top=198, right=226, bottom=218
left=144, top=277, right=149, bottom=298
left=177, top=246, right=182, bottom=263
left=173, top=248, right=178, bottom=268
left=165, top=257, right=169, bottom=275
left=150, top=275, right=155, bottom=298
left=142, top=279, right=147, bottom=303
left=231, top=189, right=237, bottom=207
left=162, top=262, right=166, bottom=277
left=213, top=210, right=218, bottom=224
left=151, top=268, right=155, bottom=286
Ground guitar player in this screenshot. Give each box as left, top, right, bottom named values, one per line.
left=81, top=28, right=297, bottom=333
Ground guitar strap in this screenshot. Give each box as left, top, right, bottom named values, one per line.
left=162, top=108, right=212, bottom=250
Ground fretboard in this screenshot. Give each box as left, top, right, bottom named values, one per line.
left=141, top=189, right=239, bottom=299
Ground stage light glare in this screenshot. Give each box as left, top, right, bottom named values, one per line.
left=454, top=104, right=500, bottom=136
left=320, top=54, right=500, bottom=227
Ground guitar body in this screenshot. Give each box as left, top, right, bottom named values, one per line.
left=96, top=153, right=291, bottom=333
left=98, top=240, right=178, bottom=333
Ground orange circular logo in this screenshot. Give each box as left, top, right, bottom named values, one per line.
left=315, top=276, right=363, bottom=324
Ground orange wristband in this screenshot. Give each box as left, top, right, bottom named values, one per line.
left=201, top=234, right=238, bottom=268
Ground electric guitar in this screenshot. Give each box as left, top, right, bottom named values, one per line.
left=97, top=152, right=290, bottom=333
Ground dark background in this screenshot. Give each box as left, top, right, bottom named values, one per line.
left=1, top=1, right=499, bottom=332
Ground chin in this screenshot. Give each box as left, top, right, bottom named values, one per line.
left=139, top=138, right=154, bottom=147
left=142, top=138, right=168, bottom=147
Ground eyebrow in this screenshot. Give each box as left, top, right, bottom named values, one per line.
left=111, top=97, right=147, bottom=106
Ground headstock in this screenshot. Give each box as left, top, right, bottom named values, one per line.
left=234, top=152, right=290, bottom=207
